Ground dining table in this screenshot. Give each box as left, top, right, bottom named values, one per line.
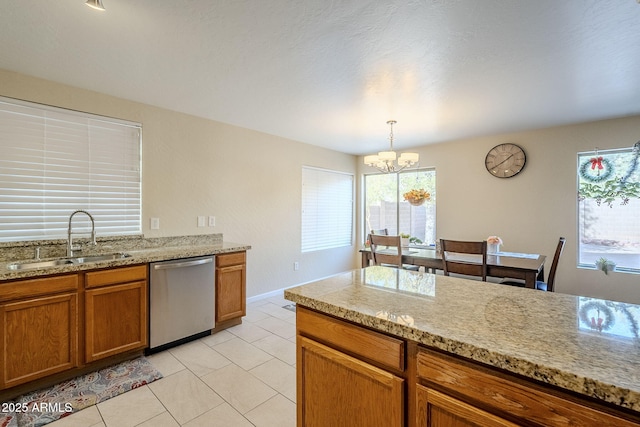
left=360, top=246, right=546, bottom=289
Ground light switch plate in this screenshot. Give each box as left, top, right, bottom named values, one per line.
left=208, top=216, right=215, bottom=227
left=197, top=216, right=206, bottom=227
left=150, top=218, right=160, bottom=230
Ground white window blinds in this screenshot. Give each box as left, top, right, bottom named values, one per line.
left=0, top=97, right=142, bottom=242
left=301, top=166, right=353, bottom=252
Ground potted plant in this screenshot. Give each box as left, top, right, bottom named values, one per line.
left=400, top=233, right=410, bottom=247
left=595, top=257, right=616, bottom=275
left=403, top=189, right=431, bottom=206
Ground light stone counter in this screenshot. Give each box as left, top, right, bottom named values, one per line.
left=0, top=234, right=251, bottom=281
left=284, top=266, right=640, bottom=413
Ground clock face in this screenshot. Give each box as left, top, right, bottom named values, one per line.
left=485, top=143, right=526, bottom=178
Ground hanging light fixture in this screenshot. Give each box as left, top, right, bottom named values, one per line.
left=85, top=0, right=105, bottom=11
left=364, top=120, right=419, bottom=173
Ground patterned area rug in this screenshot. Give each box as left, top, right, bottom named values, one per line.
left=0, top=357, right=162, bottom=427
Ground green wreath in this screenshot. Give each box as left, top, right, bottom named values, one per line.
left=579, top=157, right=613, bottom=183
left=578, top=301, right=614, bottom=332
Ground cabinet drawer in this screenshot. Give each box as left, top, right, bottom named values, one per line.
left=417, top=348, right=638, bottom=427
left=297, top=307, right=405, bottom=372
left=216, top=251, right=246, bottom=268
left=0, top=274, right=79, bottom=303
left=85, top=265, right=147, bottom=289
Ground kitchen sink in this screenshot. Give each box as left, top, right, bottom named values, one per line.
left=70, top=253, right=132, bottom=263
left=6, top=253, right=131, bottom=270
left=6, top=259, right=75, bottom=270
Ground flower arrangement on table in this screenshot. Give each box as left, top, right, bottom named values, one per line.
left=486, top=236, right=503, bottom=245
left=486, top=236, right=503, bottom=253
left=403, top=189, right=431, bottom=206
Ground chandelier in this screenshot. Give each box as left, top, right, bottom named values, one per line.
left=364, top=120, right=419, bottom=173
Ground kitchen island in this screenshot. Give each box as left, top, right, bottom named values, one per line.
left=285, top=266, right=640, bottom=426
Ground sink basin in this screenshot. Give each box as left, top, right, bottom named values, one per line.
left=6, top=253, right=131, bottom=270
left=6, top=259, right=75, bottom=270
left=70, top=253, right=132, bottom=263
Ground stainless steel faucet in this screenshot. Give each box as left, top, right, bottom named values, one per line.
left=67, top=210, right=96, bottom=257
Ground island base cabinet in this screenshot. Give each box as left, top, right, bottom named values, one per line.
left=416, top=385, right=518, bottom=427
left=416, top=348, right=640, bottom=427
left=298, top=336, right=404, bottom=427
left=0, top=293, right=78, bottom=389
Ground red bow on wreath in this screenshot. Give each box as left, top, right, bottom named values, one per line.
left=590, top=156, right=603, bottom=170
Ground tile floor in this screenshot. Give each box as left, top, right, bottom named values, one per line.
left=49, top=294, right=297, bottom=427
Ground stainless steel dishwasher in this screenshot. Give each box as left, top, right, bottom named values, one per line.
left=148, top=255, right=215, bottom=352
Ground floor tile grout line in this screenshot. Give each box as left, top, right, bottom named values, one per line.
left=62, top=302, right=296, bottom=427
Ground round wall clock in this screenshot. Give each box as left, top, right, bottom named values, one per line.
left=485, top=143, right=526, bottom=178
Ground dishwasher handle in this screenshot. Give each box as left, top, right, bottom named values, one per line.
left=153, top=257, right=213, bottom=270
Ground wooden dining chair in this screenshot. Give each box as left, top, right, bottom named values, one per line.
left=440, top=239, right=488, bottom=281
left=369, top=234, right=419, bottom=271
left=501, top=237, right=566, bottom=292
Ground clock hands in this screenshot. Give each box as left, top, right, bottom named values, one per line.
left=492, top=153, right=514, bottom=169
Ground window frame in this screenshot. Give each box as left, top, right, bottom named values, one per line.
left=577, top=147, right=640, bottom=274
left=301, top=166, right=354, bottom=253
left=0, top=96, right=142, bottom=243
left=363, top=167, right=436, bottom=246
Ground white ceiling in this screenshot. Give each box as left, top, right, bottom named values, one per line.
left=1, top=0, right=640, bottom=155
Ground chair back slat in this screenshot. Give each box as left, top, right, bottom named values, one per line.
left=370, top=234, right=403, bottom=268
left=440, top=239, right=488, bottom=281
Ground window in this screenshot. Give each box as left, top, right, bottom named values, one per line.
left=577, top=146, right=640, bottom=273
left=364, top=168, right=436, bottom=245
left=0, top=97, right=142, bottom=242
left=301, top=166, right=354, bottom=252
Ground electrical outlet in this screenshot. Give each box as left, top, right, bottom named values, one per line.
left=150, top=218, right=160, bottom=230
left=208, top=216, right=215, bottom=227
left=294, top=261, right=299, bottom=271
left=197, top=216, right=206, bottom=227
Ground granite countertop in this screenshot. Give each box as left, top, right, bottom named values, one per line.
left=284, top=266, right=640, bottom=412
left=0, top=234, right=251, bottom=281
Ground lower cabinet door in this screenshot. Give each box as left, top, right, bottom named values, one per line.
left=1, top=293, right=78, bottom=389
left=298, top=336, right=404, bottom=427
left=416, top=385, right=518, bottom=427
left=215, top=264, right=246, bottom=322
left=85, top=281, right=147, bottom=362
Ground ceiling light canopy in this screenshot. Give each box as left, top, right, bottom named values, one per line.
left=364, top=120, right=419, bottom=173
left=85, top=0, right=105, bottom=11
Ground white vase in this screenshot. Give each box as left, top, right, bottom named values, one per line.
left=488, top=243, right=500, bottom=254
left=401, top=237, right=410, bottom=247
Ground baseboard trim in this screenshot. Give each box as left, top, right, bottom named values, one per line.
left=247, top=272, right=346, bottom=304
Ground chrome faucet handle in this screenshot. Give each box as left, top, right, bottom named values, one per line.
left=35, top=247, right=41, bottom=260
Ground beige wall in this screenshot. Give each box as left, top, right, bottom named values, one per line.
left=0, top=69, right=360, bottom=298
left=3, top=69, right=639, bottom=304
left=360, top=116, right=640, bottom=304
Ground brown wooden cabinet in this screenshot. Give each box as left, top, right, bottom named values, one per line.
left=84, top=265, right=148, bottom=362
left=299, top=336, right=404, bottom=426
left=416, top=385, right=518, bottom=427
left=296, top=307, right=405, bottom=427
left=0, top=274, right=79, bottom=389
left=295, top=307, right=640, bottom=427
left=215, top=252, right=246, bottom=323
left=416, top=347, right=640, bottom=427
